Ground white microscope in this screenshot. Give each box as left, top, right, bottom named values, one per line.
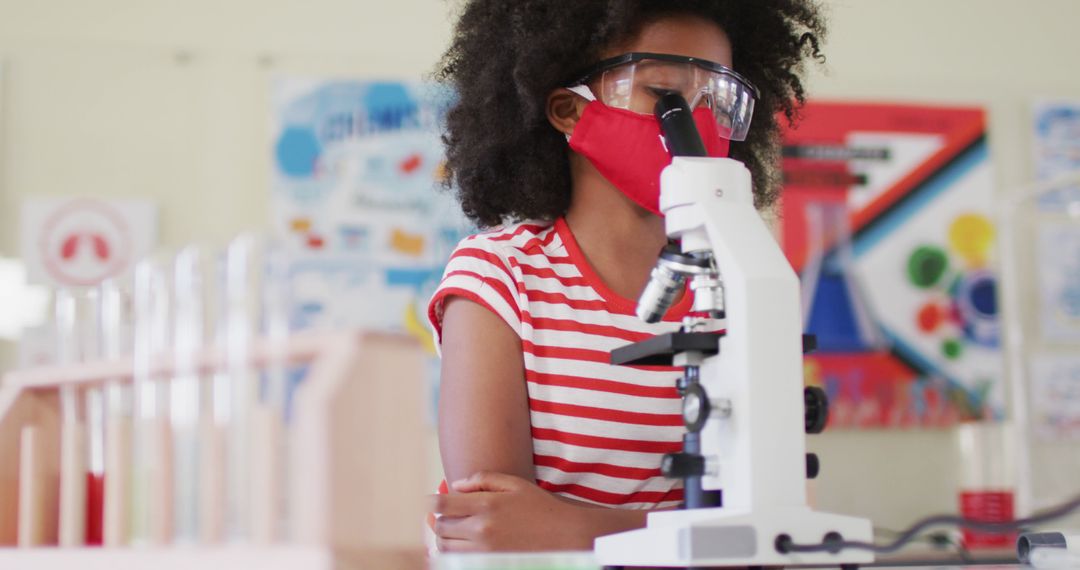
left=593, top=93, right=875, bottom=568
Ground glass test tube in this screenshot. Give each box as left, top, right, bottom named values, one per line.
left=159, top=245, right=229, bottom=545
left=130, top=257, right=173, bottom=545
left=223, top=235, right=258, bottom=542
left=55, top=288, right=87, bottom=547
left=84, top=382, right=105, bottom=546
left=225, top=235, right=299, bottom=542
left=170, top=247, right=207, bottom=543
left=266, top=239, right=293, bottom=542
left=197, top=247, right=227, bottom=544
left=82, top=288, right=106, bottom=547
left=263, top=239, right=291, bottom=419
left=956, top=421, right=1018, bottom=549
left=99, top=279, right=133, bottom=546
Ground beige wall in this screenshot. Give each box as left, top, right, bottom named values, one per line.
left=809, top=0, right=1080, bottom=192
left=0, top=0, right=455, bottom=370
left=0, top=0, right=454, bottom=254
left=803, top=0, right=1080, bottom=530
left=1, top=0, right=1078, bottom=532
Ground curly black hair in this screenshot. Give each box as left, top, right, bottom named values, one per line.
left=437, top=0, right=827, bottom=228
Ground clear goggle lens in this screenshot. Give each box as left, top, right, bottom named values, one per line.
left=596, top=59, right=757, bottom=141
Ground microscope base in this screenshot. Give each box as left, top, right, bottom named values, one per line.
left=594, top=506, right=874, bottom=568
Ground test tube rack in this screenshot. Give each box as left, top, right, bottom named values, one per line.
left=0, top=330, right=428, bottom=570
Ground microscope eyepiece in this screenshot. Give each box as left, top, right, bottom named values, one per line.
left=653, top=91, right=707, bottom=158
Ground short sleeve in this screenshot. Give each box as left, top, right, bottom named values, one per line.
left=427, top=235, right=523, bottom=349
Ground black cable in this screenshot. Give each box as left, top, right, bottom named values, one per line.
left=934, top=532, right=975, bottom=564
left=876, top=527, right=972, bottom=561
left=776, top=494, right=1080, bottom=555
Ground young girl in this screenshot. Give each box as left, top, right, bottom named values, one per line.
left=428, top=0, right=826, bottom=552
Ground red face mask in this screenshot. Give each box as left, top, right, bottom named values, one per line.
left=567, top=86, right=731, bottom=216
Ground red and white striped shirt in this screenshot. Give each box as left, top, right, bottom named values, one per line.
left=429, top=218, right=714, bottom=510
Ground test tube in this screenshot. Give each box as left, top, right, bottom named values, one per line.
left=17, top=425, right=49, bottom=547
left=956, top=421, right=1018, bottom=549
left=55, top=288, right=87, bottom=547
left=249, top=237, right=292, bottom=543
left=130, top=256, right=173, bottom=545
left=99, top=279, right=133, bottom=547
left=83, top=288, right=105, bottom=547
left=161, top=245, right=230, bottom=545
left=170, top=246, right=208, bottom=543
left=225, top=234, right=301, bottom=542
left=84, top=384, right=105, bottom=545
left=223, top=235, right=259, bottom=542
left=197, top=247, right=227, bottom=544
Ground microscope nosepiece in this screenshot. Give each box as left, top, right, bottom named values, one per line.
left=636, top=246, right=714, bottom=323
left=637, top=263, right=685, bottom=323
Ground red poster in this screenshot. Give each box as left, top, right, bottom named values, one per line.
left=780, top=102, right=1002, bottom=428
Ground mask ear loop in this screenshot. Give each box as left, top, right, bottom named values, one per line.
left=563, top=85, right=596, bottom=142
left=566, top=84, right=597, bottom=101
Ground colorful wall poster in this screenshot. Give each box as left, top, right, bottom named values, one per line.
left=1037, top=223, right=1080, bottom=343
left=1033, top=100, right=1080, bottom=211
left=1029, top=353, right=1080, bottom=440
left=780, top=102, right=1002, bottom=428
left=271, top=78, right=472, bottom=354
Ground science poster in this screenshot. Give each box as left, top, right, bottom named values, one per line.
left=1029, top=353, right=1080, bottom=440
left=271, top=79, right=472, bottom=354
left=780, top=102, right=1002, bottom=428
left=1037, top=223, right=1080, bottom=343
left=1032, top=100, right=1080, bottom=212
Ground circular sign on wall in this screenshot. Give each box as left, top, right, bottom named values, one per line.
left=36, top=199, right=133, bottom=287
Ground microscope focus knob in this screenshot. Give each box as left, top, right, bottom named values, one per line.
left=806, top=453, right=820, bottom=479
left=682, top=383, right=710, bottom=432
left=804, top=386, right=829, bottom=434
left=661, top=452, right=705, bottom=479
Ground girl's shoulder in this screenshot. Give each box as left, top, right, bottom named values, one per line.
left=457, top=219, right=558, bottom=256
left=430, top=220, right=562, bottom=342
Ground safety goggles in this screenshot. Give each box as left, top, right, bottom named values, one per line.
left=567, top=52, right=759, bottom=141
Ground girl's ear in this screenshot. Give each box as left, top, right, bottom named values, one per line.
left=546, top=88, right=587, bottom=137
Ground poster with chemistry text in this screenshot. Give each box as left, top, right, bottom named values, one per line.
left=780, top=102, right=1002, bottom=429
left=271, top=78, right=472, bottom=353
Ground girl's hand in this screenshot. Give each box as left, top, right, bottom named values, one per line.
left=431, top=472, right=592, bottom=552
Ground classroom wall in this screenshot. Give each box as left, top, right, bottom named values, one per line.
left=1, top=0, right=1077, bottom=531
left=801, top=0, right=1080, bottom=530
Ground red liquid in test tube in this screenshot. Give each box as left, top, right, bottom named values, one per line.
left=86, top=473, right=105, bottom=545
left=955, top=423, right=1017, bottom=550
left=959, top=490, right=1016, bottom=548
